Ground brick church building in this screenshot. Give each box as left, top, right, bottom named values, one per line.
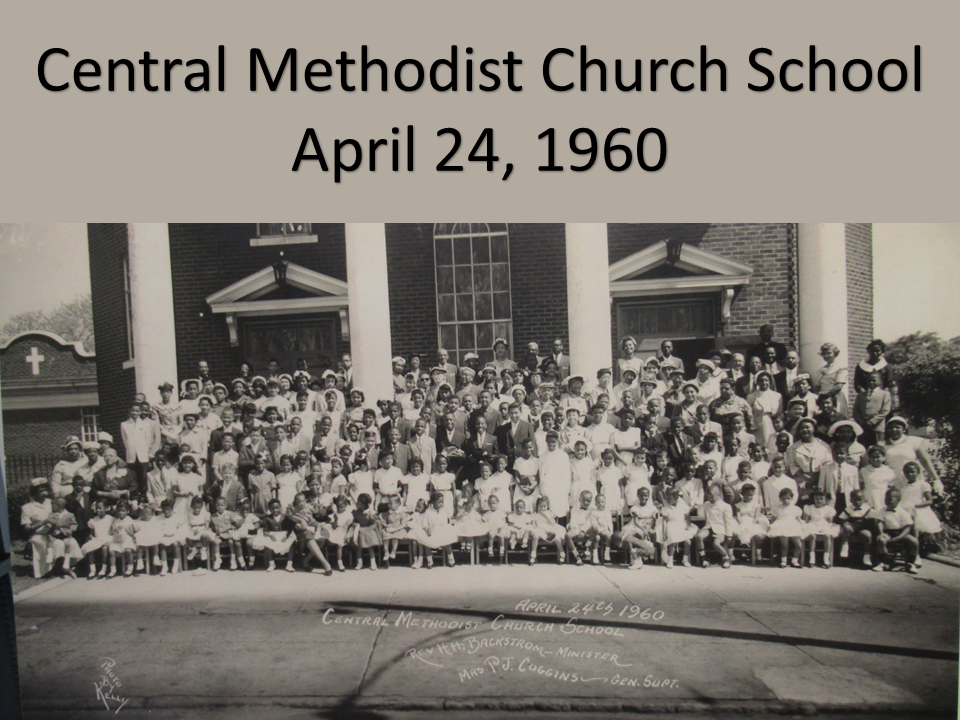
left=87, top=223, right=873, bottom=442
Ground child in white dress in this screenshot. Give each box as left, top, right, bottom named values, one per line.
left=618, top=487, right=658, bottom=569
left=565, top=490, right=594, bottom=565
left=182, top=496, right=217, bottom=568
left=696, top=484, right=736, bottom=569
left=622, top=450, right=651, bottom=512
left=660, top=487, right=696, bottom=569
left=568, top=441, right=596, bottom=511
left=428, top=454, right=457, bottom=519
left=415, top=492, right=458, bottom=568
left=454, top=496, right=488, bottom=553
left=512, top=440, right=541, bottom=516
left=107, top=501, right=137, bottom=578
left=506, top=498, right=534, bottom=551
left=133, top=503, right=163, bottom=573
left=767, top=487, right=806, bottom=568
left=81, top=500, right=114, bottom=579
left=595, top=448, right=626, bottom=520
left=402, top=458, right=432, bottom=513
left=325, top=495, right=356, bottom=571
left=156, top=499, right=184, bottom=575
left=482, top=494, right=509, bottom=559
left=733, top=483, right=769, bottom=558
left=173, top=454, right=205, bottom=523
left=803, top=490, right=840, bottom=568
left=275, top=455, right=301, bottom=513
left=530, top=496, right=566, bottom=565
left=860, top=445, right=897, bottom=513
left=898, top=460, right=942, bottom=536
left=234, top=498, right=261, bottom=569
left=379, top=494, right=408, bottom=566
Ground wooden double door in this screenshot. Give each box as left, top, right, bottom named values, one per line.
left=242, top=315, right=339, bottom=376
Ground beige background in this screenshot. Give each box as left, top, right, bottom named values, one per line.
left=0, top=0, right=958, bottom=220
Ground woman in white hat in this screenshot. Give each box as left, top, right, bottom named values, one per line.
left=21, top=478, right=56, bottom=578
left=693, top=360, right=722, bottom=404
left=883, top=416, right=944, bottom=494
left=816, top=342, right=849, bottom=416
left=827, top=420, right=866, bottom=468
left=747, top=372, right=782, bottom=448
left=50, top=436, right=87, bottom=498
left=616, top=336, right=643, bottom=386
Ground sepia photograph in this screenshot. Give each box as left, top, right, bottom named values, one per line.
left=1, top=223, right=958, bottom=719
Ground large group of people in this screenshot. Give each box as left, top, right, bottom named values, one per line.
left=20, top=327, right=945, bottom=580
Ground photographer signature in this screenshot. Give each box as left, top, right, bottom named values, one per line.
left=94, top=657, right=129, bottom=714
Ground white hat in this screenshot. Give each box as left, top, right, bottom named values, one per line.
left=464, top=352, right=480, bottom=361
left=391, top=356, right=406, bottom=364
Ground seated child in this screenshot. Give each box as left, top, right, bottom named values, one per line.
left=234, top=498, right=261, bottom=569
left=617, top=487, right=658, bottom=570
left=287, top=493, right=335, bottom=575
left=767, top=487, right=806, bottom=568
left=837, top=489, right=874, bottom=567
left=44, top=496, right=83, bottom=579
left=565, top=490, right=595, bottom=565
left=404, top=498, right=428, bottom=565
left=660, top=487, right=696, bottom=569
left=483, top=494, right=509, bottom=559
left=326, top=495, right=356, bottom=571
left=589, top=493, right=615, bottom=564
left=133, top=503, right=163, bottom=573
left=251, top=498, right=296, bottom=572
left=733, top=483, right=769, bottom=559
left=415, top=492, right=459, bottom=568
left=209, top=496, right=244, bottom=571
left=506, top=498, right=534, bottom=551
left=108, top=501, right=138, bottom=578
left=696, top=484, right=736, bottom=569
left=351, top=493, right=383, bottom=571
left=80, top=500, right=114, bottom=579
left=454, top=496, right=488, bottom=553
left=676, top=462, right=705, bottom=511
left=182, top=496, right=217, bottom=569
left=530, top=496, right=566, bottom=565
left=803, top=489, right=840, bottom=568
left=873, top=487, right=919, bottom=574
left=898, top=460, right=942, bottom=558
left=652, top=467, right=678, bottom=508
left=379, top=494, right=409, bottom=566
left=156, top=499, right=184, bottom=575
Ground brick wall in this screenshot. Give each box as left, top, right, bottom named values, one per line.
left=168, top=224, right=348, bottom=382
left=845, top=223, right=874, bottom=396
left=0, top=337, right=96, bottom=382
left=2, top=409, right=83, bottom=457
left=607, top=223, right=796, bottom=358
left=385, top=223, right=438, bottom=358
left=88, top=223, right=135, bottom=443
left=508, top=224, right=569, bottom=352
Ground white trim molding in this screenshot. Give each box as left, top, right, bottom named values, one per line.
left=0, top=330, right=94, bottom=357
left=206, top=262, right=350, bottom=347
left=609, top=241, right=753, bottom=324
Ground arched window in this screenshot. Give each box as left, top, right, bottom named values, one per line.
left=433, top=223, right=512, bottom=367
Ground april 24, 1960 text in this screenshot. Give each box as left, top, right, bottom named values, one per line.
left=291, top=126, right=667, bottom=182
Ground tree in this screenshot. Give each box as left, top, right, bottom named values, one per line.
left=889, top=333, right=960, bottom=529
left=0, top=294, right=94, bottom=352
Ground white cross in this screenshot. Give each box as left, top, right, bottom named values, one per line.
left=25, top=346, right=45, bottom=375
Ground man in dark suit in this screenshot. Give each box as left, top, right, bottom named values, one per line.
left=494, top=403, right=536, bottom=470
left=380, top=401, right=413, bottom=443
left=381, top=427, right=411, bottom=474
left=664, top=416, right=690, bottom=467
left=774, top=350, right=802, bottom=401
left=746, top=324, right=788, bottom=367
left=436, top=413, right=466, bottom=474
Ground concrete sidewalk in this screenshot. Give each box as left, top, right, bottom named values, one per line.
left=13, top=559, right=960, bottom=717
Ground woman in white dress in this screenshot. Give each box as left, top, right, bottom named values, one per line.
left=816, top=342, right=849, bottom=416
left=616, top=336, right=643, bottom=387
left=883, top=417, right=943, bottom=494
left=747, top=371, right=782, bottom=448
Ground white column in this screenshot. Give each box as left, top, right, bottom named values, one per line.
left=128, top=223, right=178, bottom=401
left=345, top=223, right=394, bottom=404
left=797, top=223, right=848, bottom=375
left=565, top=223, right=613, bottom=379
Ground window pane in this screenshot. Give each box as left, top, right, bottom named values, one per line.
left=441, top=325, right=457, bottom=351
left=475, top=293, right=492, bottom=320
left=456, top=294, right=474, bottom=321
left=491, top=234, right=509, bottom=262
left=458, top=324, right=475, bottom=350
left=472, top=236, right=490, bottom=264
left=492, top=263, right=510, bottom=291
left=478, top=349, right=494, bottom=365
left=438, top=295, right=456, bottom=322
left=437, top=265, right=454, bottom=295
left=476, top=322, right=494, bottom=349
left=493, top=322, right=512, bottom=342
left=435, top=223, right=452, bottom=236
left=454, top=237, right=472, bottom=265
left=494, top=292, right=511, bottom=319
left=474, top=265, right=491, bottom=293
left=435, top=238, right=453, bottom=266
left=455, top=266, right=473, bottom=294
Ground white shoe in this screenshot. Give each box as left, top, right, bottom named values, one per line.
left=159, top=566, right=168, bottom=577
left=213, top=557, right=222, bottom=570
left=186, top=547, right=197, bottom=561
left=136, top=558, right=145, bottom=572
left=200, top=548, right=209, bottom=562
left=172, top=561, right=180, bottom=574
left=839, top=543, right=849, bottom=559
left=915, top=557, right=923, bottom=568
left=153, top=555, right=163, bottom=567
left=863, top=553, right=873, bottom=567
left=266, top=560, right=276, bottom=572
left=412, top=556, right=423, bottom=569
left=629, top=558, right=644, bottom=570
